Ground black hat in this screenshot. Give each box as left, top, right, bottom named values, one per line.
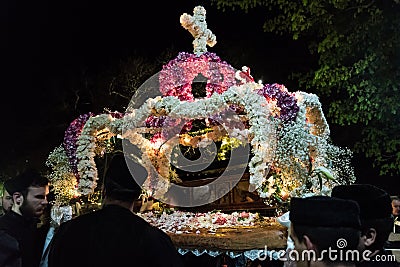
left=3, top=179, right=13, bottom=194
left=290, top=196, right=361, bottom=229
left=4, top=169, right=45, bottom=195
left=104, top=154, right=147, bottom=199
left=331, top=184, right=392, bottom=220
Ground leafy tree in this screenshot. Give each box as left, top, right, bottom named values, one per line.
left=211, top=0, right=400, bottom=175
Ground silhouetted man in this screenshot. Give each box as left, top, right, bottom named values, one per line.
left=48, top=153, right=183, bottom=267
left=289, top=196, right=361, bottom=267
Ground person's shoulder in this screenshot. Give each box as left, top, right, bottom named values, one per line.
left=51, top=212, right=100, bottom=250
left=128, top=213, right=171, bottom=240
left=141, top=225, right=184, bottom=266
left=0, top=211, right=11, bottom=225
left=65, top=209, right=99, bottom=223
left=141, top=221, right=175, bottom=245
left=129, top=213, right=164, bottom=231
left=0, top=230, right=19, bottom=256
left=55, top=210, right=100, bottom=234
left=0, top=212, right=18, bottom=234
left=0, top=215, right=5, bottom=228
left=0, top=229, right=18, bottom=244
left=0, top=230, right=20, bottom=267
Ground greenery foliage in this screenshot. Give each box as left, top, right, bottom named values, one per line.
left=211, top=0, right=400, bottom=175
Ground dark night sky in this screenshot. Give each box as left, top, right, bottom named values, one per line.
left=2, top=1, right=396, bottom=192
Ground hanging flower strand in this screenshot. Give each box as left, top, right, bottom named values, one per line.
left=63, top=112, right=94, bottom=178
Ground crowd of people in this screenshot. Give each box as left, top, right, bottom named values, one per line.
left=0, top=155, right=399, bottom=267
left=0, top=154, right=183, bottom=267
left=288, top=184, right=399, bottom=267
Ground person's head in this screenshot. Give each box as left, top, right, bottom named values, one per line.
left=289, top=196, right=361, bottom=267
left=331, top=184, right=392, bottom=253
left=392, top=196, right=400, bottom=217
left=7, top=169, right=49, bottom=219
left=103, top=153, right=147, bottom=210
left=1, top=180, right=13, bottom=213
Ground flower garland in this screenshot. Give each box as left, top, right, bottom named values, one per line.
left=120, top=82, right=277, bottom=197
left=63, top=112, right=94, bottom=178
left=75, top=114, right=123, bottom=195
left=71, top=84, right=276, bottom=197
left=70, top=79, right=355, bottom=202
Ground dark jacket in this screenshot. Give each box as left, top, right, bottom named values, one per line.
left=0, top=211, right=46, bottom=267
left=0, top=229, right=21, bottom=267
left=48, top=204, right=183, bottom=267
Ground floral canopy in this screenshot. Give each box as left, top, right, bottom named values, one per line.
left=46, top=6, right=355, bottom=208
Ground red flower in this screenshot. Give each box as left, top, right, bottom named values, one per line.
left=214, top=216, right=227, bottom=225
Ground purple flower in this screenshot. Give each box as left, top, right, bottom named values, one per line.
left=63, top=112, right=95, bottom=178
left=256, top=83, right=299, bottom=122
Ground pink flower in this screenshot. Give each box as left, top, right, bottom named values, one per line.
left=239, top=211, right=249, bottom=218
left=214, top=216, right=227, bottom=225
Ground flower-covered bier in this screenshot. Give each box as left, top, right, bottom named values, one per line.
left=45, top=5, right=356, bottom=209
